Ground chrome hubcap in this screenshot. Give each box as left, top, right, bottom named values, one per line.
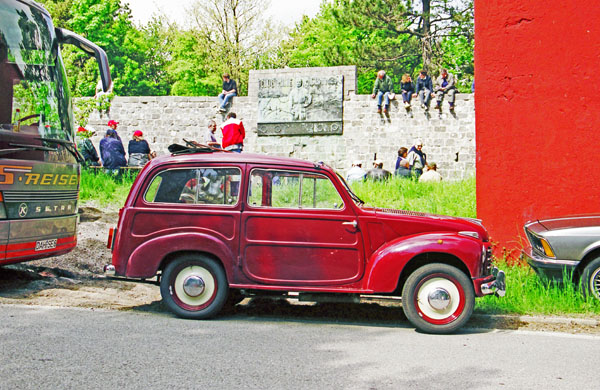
left=183, top=275, right=205, bottom=297
left=428, top=287, right=451, bottom=310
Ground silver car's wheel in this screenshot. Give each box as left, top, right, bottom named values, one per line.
left=582, top=258, right=600, bottom=300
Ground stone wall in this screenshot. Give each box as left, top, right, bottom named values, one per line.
left=86, top=66, right=475, bottom=180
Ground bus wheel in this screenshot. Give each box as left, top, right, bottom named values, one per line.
left=402, top=263, right=474, bottom=334
left=160, top=254, right=228, bottom=319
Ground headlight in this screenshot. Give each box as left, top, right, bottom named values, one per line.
left=525, top=228, right=556, bottom=258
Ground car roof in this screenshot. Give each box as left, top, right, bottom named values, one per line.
left=147, top=151, right=327, bottom=171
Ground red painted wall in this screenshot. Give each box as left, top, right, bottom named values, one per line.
left=475, top=2, right=600, bottom=257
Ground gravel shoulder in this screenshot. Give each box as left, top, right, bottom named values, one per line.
left=1, top=205, right=599, bottom=334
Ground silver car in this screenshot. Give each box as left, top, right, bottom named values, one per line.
left=522, top=215, right=600, bottom=300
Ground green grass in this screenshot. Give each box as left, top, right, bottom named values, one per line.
left=476, top=259, right=600, bottom=316
left=79, top=169, right=139, bottom=206
left=350, top=176, right=476, bottom=218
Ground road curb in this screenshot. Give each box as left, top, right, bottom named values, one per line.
left=471, top=313, right=600, bottom=327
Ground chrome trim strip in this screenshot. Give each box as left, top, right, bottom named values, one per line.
left=523, top=250, right=579, bottom=267
left=458, top=231, right=479, bottom=239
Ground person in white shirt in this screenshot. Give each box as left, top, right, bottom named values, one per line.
left=346, top=161, right=366, bottom=183
left=419, top=162, right=443, bottom=183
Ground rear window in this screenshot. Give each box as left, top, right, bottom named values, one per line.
left=144, top=167, right=241, bottom=206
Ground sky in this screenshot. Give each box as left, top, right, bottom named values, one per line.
left=123, top=0, right=324, bottom=27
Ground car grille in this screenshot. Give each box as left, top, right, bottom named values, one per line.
left=377, top=208, right=427, bottom=217
left=3, top=190, right=78, bottom=202
left=485, top=247, right=493, bottom=272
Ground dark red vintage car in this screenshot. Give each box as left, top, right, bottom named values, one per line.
left=105, top=149, right=505, bottom=333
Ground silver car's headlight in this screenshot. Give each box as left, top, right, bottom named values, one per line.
left=525, top=229, right=556, bottom=258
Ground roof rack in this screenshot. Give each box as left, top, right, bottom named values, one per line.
left=168, top=139, right=227, bottom=155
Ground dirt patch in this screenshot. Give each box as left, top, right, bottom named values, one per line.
left=0, top=205, right=162, bottom=311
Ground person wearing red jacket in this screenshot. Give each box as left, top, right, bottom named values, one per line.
left=220, top=112, right=245, bottom=153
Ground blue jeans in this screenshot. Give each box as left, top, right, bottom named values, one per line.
left=218, top=92, right=237, bottom=109
left=401, top=91, right=412, bottom=103
left=376, top=91, right=391, bottom=108
left=418, top=89, right=432, bottom=106
left=225, top=144, right=243, bottom=153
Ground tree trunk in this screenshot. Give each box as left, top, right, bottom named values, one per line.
left=421, top=0, right=432, bottom=70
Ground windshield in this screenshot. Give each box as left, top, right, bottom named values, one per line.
left=336, top=172, right=364, bottom=206
left=0, top=1, right=72, bottom=142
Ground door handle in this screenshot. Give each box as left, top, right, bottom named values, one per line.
left=342, top=220, right=358, bottom=229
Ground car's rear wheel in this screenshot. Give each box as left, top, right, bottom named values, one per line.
left=581, top=257, right=600, bottom=301
left=402, top=263, right=474, bottom=334
left=160, top=254, right=228, bottom=319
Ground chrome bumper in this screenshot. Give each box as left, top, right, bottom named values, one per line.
left=480, top=267, right=506, bottom=297
left=103, top=264, right=116, bottom=276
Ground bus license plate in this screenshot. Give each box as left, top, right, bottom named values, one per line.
left=35, top=239, right=57, bottom=251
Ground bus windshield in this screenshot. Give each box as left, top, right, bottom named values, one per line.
left=0, top=1, right=71, bottom=141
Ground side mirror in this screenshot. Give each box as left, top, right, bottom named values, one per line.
left=55, top=28, right=112, bottom=93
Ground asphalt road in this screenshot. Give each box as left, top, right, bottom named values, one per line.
left=1, top=304, right=598, bottom=390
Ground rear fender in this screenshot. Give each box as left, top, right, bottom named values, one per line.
left=364, top=232, right=483, bottom=292
left=125, top=232, right=234, bottom=278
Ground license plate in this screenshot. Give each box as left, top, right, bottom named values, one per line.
left=35, top=239, right=57, bottom=251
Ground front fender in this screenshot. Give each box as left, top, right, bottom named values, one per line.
left=126, top=232, right=235, bottom=278
left=363, top=232, right=484, bottom=292
left=581, top=241, right=600, bottom=263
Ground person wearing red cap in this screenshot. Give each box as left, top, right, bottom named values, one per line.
left=76, top=126, right=100, bottom=167
left=220, top=112, right=245, bottom=153
left=107, top=119, right=122, bottom=141
left=128, top=130, right=153, bottom=166
left=99, top=129, right=127, bottom=174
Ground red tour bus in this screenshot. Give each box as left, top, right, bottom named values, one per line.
left=0, top=0, right=111, bottom=264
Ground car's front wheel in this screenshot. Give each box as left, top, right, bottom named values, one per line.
left=402, top=263, right=475, bottom=334
left=581, top=257, right=600, bottom=301
left=160, top=254, right=228, bottom=319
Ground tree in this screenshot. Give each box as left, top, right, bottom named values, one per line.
left=168, top=30, right=218, bottom=96
left=333, top=0, right=473, bottom=71
left=188, top=0, right=283, bottom=94
left=39, top=0, right=174, bottom=96
left=280, top=2, right=421, bottom=94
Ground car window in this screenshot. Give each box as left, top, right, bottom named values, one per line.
left=248, top=169, right=344, bottom=210
left=144, top=167, right=241, bottom=206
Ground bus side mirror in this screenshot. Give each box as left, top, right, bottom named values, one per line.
left=55, top=28, right=112, bottom=93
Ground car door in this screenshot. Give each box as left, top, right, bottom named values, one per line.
left=239, top=167, right=365, bottom=286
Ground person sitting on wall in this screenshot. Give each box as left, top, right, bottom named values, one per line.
left=128, top=130, right=154, bottom=167
left=413, top=70, right=434, bottom=111
left=406, top=141, right=427, bottom=179
left=400, top=74, right=414, bottom=109
left=371, top=70, right=394, bottom=114
left=217, top=73, right=237, bottom=113
left=76, top=126, right=100, bottom=167
left=220, top=112, right=245, bottom=153
left=419, top=162, right=443, bottom=183
left=394, top=147, right=411, bottom=177
left=346, top=160, right=366, bottom=183
left=434, top=68, right=457, bottom=111
left=100, top=129, right=127, bottom=175
left=365, top=160, right=392, bottom=181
